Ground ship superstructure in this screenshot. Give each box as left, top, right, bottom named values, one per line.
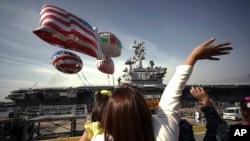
left=117, top=41, right=167, bottom=110
left=118, top=41, right=167, bottom=88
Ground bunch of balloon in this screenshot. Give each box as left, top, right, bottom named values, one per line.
left=32, top=4, right=123, bottom=88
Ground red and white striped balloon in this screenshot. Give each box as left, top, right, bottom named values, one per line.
left=51, top=50, right=83, bottom=74
left=96, top=55, right=114, bottom=74
left=33, top=5, right=99, bottom=58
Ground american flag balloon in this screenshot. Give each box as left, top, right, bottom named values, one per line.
left=98, top=32, right=122, bottom=57
left=33, top=5, right=99, bottom=58
left=96, top=55, right=114, bottom=74
left=51, top=50, right=83, bottom=74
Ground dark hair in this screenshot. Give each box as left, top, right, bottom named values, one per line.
left=179, top=119, right=195, bottom=141
left=91, top=92, right=110, bottom=122
left=101, top=87, right=155, bottom=141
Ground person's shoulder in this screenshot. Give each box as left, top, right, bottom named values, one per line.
left=91, top=134, right=105, bottom=141
left=91, top=134, right=113, bottom=141
left=179, top=119, right=193, bottom=129
left=84, top=121, right=100, bottom=128
left=84, top=121, right=103, bottom=140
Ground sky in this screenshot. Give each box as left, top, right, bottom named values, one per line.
left=0, top=0, right=250, bottom=102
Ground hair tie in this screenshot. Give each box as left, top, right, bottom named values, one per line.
left=101, top=90, right=112, bottom=96
left=95, top=90, right=112, bottom=97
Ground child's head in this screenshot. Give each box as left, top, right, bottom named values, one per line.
left=91, top=90, right=112, bottom=122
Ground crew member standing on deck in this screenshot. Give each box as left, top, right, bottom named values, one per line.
left=195, top=109, right=200, bottom=122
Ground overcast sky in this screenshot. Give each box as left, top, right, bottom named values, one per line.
left=1, top=0, right=250, bottom=101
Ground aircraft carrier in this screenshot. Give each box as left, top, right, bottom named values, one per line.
left=5, top=41, right=250, bottom=109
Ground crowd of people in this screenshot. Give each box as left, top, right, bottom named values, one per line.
left=78, top=37, right=248, bottom=141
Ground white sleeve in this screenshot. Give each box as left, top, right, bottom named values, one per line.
left=153, top=65, right=193, bottom=141
left=158, top=65, right=193, bottom=118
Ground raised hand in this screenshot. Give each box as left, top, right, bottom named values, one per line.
left=190, top=86, right=211, bottom=106
left=185, top=37, right=233, bottom=66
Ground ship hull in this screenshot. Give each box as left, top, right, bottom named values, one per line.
left=6, top=84, right=250, bottom=108
left=5, top=86, right=114, bottom=108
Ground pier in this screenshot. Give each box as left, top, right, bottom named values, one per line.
left=22, top=114, right=86, bottom=141
left=0, top=104, right=88, bottom=141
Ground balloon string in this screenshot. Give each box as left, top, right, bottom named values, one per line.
left=76, top=72, right=94, bottom=99
left=107, top=74, right=115, bottom=90
left=71, top=47, right=82, bottom=71
left=82, top=71, right=91, bottom=86
left=81, top=71, right=95, bottom=99
left=72, top=46, right=94, bottom=99
left=112, top=74, right=115, bottom=91
left=107, top=75, right=110, bottom=85
left=77, top=72, right=86, bottom=85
